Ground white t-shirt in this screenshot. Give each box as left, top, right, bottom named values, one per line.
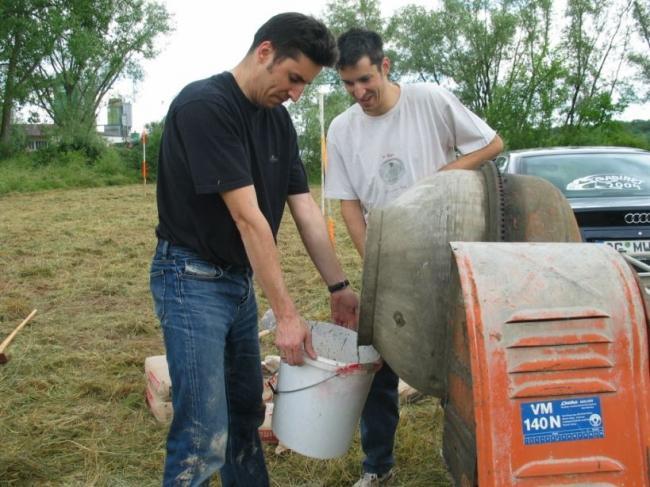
left=324, top=83, right=496, bottom=212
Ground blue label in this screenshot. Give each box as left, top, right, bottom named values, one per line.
left=520, top=397, right=604, bottom=445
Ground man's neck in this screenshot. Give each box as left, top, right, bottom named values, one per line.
left=231, top=58, right=256, bottom=103
left=372, top=82, right=400, bottom=116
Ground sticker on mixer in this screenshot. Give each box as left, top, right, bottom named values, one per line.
left=520, top=397, right=604, bottom=445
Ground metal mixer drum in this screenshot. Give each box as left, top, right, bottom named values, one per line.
left=358, top=162, right=581, bottom=396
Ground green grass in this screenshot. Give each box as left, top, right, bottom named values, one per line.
left=0, top=184, right=450, bottom=486
left=0, top=150, right=141, bottom=195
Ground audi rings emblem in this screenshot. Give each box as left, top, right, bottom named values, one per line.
left=624, top=212, right=650, bottom=224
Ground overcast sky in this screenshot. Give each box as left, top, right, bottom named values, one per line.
left=106, top=0, right=432, bottom=132
left=104, top=0, right=648, bottom=133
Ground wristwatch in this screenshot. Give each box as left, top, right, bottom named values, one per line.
left=327, top=279, right=350, bottom=293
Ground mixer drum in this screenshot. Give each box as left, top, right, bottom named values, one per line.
left=358, top=162, right=581, bottom=396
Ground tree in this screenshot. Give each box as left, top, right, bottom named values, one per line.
left=387, top=0, right=637, bottom=147
left=560, top=0, right=633, bottom=127
left=388, top=0, right=565, bottom=146
left=0, top=0, right=56, bottom=147
left=387, top=5, right=446, bottom=83
left=288, top=0, right=644, bottom=156
left=324, top=0, right=385, bottom=37
left=289, top=81, right=352, bottom=182
left=484, top=0, right=565, bottom=146
left=31, top=0, right=171, bottom=148
left=443, top=0, right=520, bottom=115
left=289, top=0, right=386, bottom=181
left=630, top=0, right=650, bottom=95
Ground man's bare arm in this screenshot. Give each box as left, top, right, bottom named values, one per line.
left=440, top=134, right=504, bottom=171
left=221, top=185, right=315, bottom=365
left=340, top=199, right=367, bottom=259
left=288, top=193, right=359, bottom=328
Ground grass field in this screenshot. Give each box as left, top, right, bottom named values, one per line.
left=0, top=184, right=451, bottom=486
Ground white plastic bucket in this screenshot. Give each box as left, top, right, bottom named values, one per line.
left=271, top=321, right=381, bottom=459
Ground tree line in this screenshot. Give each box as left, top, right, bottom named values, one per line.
left=290, top=0, right=650, bottom=180
left=0, top=0, right=171, bottom=156
left=1, top=0, right=649, bottom=180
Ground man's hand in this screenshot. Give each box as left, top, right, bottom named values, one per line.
left=330, top=287, right=359, bottom=330
left=275, top=315, right=317, bottom=365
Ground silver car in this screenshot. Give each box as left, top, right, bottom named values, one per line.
left=496, top=146, right=650, bottom=259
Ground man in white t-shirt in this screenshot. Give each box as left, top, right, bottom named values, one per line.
left=324, top=28, right=503, bottom=487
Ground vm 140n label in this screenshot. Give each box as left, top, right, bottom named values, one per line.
left=520, top=397, right=604, bottom=445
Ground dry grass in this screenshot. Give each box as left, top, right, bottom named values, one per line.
left=0, top=184, right=450, bottom=486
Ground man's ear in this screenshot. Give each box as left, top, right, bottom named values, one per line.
left=381, top=57, right=391, bottom=77
left=255, top=40, right=275, bottom=65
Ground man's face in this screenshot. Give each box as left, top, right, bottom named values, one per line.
left=254, top=44, right=322, bottom=108
left=339, top=56, right=390, bottom=115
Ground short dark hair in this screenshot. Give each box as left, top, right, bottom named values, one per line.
left=249, top=13, right=337, bottom=68
left=336, top=28, right=384, bottom=70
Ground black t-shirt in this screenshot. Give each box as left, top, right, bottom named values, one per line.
left=155, top=72, right=309, bottom=267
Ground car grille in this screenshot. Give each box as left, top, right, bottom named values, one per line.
left=575, top=211, right=650, bottom=227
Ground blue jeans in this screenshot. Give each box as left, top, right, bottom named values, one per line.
left=150, top=240, right=268, bottom=487
left=360, top=362, right=399, bottom=475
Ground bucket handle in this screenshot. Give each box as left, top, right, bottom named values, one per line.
left=267, top=360, right=382, bottom=395
left=269, top=371, right=341, bottom=395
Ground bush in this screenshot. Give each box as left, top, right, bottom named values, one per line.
left=143, top=120, right=163, bottom=179
left=505, top=121, right=650, bottom=151
left=56, top=133, right=107, bottom=161
left=96, top=149, right=124, bottom=175
left=0, top=146, right=139, bottom=195
left=95, top=149, right=139, bottom=186
left=0, top=125, right=29, bottom=159
left=31, top=133, right=107, bottom=167
left=548, top=122, right=650, bottom=150
left=113, top=120, right=163, bottom=181
left=0, top=118, right=165, bottom=194
left=32, top=144, right=64, bottom=166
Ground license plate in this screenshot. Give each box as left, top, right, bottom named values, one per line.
left=600, top=240, right=650, bottom=253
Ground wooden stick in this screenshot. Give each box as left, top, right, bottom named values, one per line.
left=0, top=309, right=37, bottom=354
left=258, top=329, right=271, bottom=339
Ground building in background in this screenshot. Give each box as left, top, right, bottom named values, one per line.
left=20, top=124, right=55, bottom=150
left=101, top=97, right=132, bottom=143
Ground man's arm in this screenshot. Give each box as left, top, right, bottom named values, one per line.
left=340, top=199, right=367, bottom=259
left=221, top=185, right=315, bottom=365
left=287, top=192, right=359, bottom=328
left=440, top=134, right=504, bottom=171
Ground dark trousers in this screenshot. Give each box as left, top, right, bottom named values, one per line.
left=360, top=361, right=400, bottom=475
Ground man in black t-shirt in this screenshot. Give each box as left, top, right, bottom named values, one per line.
left=150, top=13, right=358, bottom=487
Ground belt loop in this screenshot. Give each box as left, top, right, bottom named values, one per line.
left=160, top=239, right=170, bottom=258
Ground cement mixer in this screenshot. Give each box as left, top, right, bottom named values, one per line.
left=358, top=162, right=581, bottom=396
left=358, top=162, right=650, bottom=485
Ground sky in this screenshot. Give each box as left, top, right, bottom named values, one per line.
left=103, top=0, right=648, bottom=134
left=105, top=0, right=433, bottom=133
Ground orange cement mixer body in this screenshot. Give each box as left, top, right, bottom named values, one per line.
left=448, top=242, right=650, bottom=486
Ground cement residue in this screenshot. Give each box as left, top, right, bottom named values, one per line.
left=308, top=321, right=379, bottom=365
left=175, top=454, right=206, bottom=486
left=210, top=430, right=227, bottom=458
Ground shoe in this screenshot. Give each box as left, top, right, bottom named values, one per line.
left=352, top=469, right=395, bottom=487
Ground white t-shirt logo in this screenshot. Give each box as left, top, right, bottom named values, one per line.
left=379, top=158, right=406, bottom=185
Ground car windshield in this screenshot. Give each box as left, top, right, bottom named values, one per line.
left=519, top=152, right=650, bottom=198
